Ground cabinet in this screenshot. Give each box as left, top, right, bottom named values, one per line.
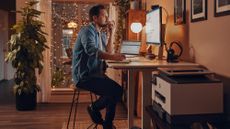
left=146, top=105, right=225, bottom=129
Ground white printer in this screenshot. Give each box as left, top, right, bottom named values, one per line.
left=151, top=67, right=223, bottom=124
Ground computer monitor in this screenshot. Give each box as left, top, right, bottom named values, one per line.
left=146, top=6, right=162, bottom=45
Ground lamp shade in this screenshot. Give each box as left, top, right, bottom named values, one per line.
left=130, top=22, right=143, bottom=33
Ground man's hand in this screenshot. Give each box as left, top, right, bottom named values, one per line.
left=112, top=53, right=126, bottom=61
left=105, top=20, right=115, bottom=53
left=107, top=20, right=115, bottom=34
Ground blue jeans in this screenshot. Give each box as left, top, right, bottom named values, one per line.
left=77, top=76, right=123, bottom=125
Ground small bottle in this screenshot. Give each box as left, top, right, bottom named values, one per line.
left=130, top=0, right=140, bottom=10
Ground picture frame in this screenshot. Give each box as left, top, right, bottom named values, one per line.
left=174, top=0, right=186, bottom=25
left=191, top=0, right=207, bottom=22
left=214, top=0, right=230, bottom=17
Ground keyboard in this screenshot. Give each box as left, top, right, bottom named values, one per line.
left=106, top=59, right=131, bottom=63
left=125, top=55, right=138, bottom=58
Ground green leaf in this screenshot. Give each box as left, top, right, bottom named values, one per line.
left=25, top=1, right=39, bottom=6
left=5, top=0, right=48, bottom=94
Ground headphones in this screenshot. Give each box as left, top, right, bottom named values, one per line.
left=165, top=41, right=183, bottom=62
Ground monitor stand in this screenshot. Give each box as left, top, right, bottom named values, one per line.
left=158, top=23, right=166, bottom=60
left=158, top=44, right=164, bottom=60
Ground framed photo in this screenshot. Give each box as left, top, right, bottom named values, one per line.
left=215, top=0, right=230, bottom=17
left=174, top=0, right=186, bottom=25
left=191, top=0, right=207, bottom=22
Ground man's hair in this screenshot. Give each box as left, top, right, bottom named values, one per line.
left=89, top=4, right=105, bottom=22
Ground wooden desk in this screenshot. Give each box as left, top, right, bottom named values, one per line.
left=107, top=57, right=199, bottom=129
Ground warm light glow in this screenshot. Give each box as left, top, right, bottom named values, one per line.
left=62, top=29, right=73, bottom=35
left=130, top=22, right=143, bottom=33
left=67, top=21, right=77, bottom=28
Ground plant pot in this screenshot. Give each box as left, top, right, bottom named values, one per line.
left=16, top=91, right=37, bottom=111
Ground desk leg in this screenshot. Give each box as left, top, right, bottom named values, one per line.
left=128, top=70, right=135, bottom=129
left=142, top=70, right=152, bottom=129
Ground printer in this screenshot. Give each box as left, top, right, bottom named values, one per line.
left=151, top=67, right=223, bottom=124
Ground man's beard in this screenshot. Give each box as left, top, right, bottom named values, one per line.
left=99, top=22, right=107, bottom=27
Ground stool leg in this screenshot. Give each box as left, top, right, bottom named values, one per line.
left=90, top=92, right=94, bottom=104
left=93, top=124, right=98, bottom=129
left=73, top=90, right=80, bottom=129
left=67, top=89, right=77, bottom=129
left=87, top=123, right=96, bottom=129
left=94, top=94, right=97, bottom=100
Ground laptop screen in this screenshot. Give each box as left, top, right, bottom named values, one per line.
left=120, top=41, right=141, bottom=55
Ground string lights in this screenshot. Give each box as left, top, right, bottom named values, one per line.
left=51, top=2, right=96, bottom=88
left=113, top=0, right=129, bottom=53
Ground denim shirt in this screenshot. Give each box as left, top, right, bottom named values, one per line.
left=72, top=23, right=107, bottom=85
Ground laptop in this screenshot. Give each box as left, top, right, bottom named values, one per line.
left=107, top=41, right=141, bottom=63
left=120, top=40, right=141, bottom=57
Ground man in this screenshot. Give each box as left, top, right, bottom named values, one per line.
left=72, top=4, right=125, bottom=129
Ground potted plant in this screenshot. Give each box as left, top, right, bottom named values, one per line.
left=5, top=1, right=48, bottom=110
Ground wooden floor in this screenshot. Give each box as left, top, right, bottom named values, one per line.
left=0, top=103, right=131, bottom=129
left=0, top=80, right=139, bottom=129
left=1, top=80, right=229, bottom=129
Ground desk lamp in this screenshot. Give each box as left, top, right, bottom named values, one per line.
left=130, top=22, right=143, bottom=41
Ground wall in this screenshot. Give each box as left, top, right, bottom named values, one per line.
left=0, top=10, right=8, bottom=81
left=0, top=0, right=16, bottom=80
left=0, top=10, right=15, bottom=80
left=189, top=1, right=230, bottom=121
left=146, top=0, right=230, bottom=121
left=36, top=0, right=52, bottom=102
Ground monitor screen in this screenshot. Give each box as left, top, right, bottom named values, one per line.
left=146, top=7, right=162, bottom=45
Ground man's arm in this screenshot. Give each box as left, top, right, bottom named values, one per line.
left=98, top=51, right=125, bottom=61
left=106, top=33, right=113, bottom=53
left=81, top=27, right=124, bottom=61
left=102, top=21, right=125, bottom=61
left=105, top=21, right=115, bottom=53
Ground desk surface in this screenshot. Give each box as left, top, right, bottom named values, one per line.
left=107, top=57, right=199, bottom=69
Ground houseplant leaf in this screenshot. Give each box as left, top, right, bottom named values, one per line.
left=5, top=0, right=48, bottom=110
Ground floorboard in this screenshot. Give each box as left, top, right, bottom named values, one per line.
left=0, top=80, right=140, bottom=129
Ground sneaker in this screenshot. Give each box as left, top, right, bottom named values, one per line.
left=87, top=105, right=103, bottom=124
